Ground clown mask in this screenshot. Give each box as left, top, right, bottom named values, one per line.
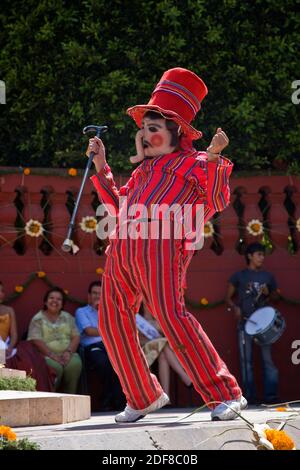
left=130, top=115, right=178, bottom=163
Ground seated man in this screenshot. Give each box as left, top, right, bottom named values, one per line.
left=75, top=281, right=125, bottom=411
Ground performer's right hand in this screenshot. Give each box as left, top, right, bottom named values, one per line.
left=86, top=136, right=107, bottom=172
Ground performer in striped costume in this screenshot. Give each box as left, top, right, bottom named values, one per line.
left=88, top=68, right=246, bottom=422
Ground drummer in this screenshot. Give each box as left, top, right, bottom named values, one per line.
left=225, top=242, right=280, bottom=405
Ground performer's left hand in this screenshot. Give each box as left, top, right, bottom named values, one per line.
left=207, top=128, right=229, bottom=161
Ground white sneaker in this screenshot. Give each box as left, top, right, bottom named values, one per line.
left=115, top=392, right=170, bottom=423
left=211, top=396, right=248, bottom=421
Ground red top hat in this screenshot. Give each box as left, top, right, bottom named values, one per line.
left=127, top=67, right=208, bottom=140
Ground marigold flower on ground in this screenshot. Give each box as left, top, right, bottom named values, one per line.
left=0, top=425, right=17, bottom=441
left=68, top=168, right=77, bottom=177
left=253, top=423, right=296, bottom=450
left=265, top=429, right=295, bottom=450
left=15, top=285, right=24, bottom=293
left=200, top=297, right=209, bottom=306
left=23, top=168, right=30, bottom=175
left=96, top=267, right=104, bottom=274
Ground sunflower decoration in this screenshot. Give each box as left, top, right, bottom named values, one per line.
left=25, top=219, right=44, bottom=238
left=246, top=219, right=264, bottom=237
left=296, top=218, right=300, bottom=233
left=204, top=221, right=214, bottom=238
left=80, top=216, right=98, bottom=233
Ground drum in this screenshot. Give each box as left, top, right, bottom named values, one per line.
left=245, top=306, right=286, bottom=345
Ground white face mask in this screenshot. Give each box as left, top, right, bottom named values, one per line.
left=142, top=117, right=175, bottom=157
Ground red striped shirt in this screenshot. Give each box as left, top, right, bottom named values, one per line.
left=90, top=148, right=233, bottom=224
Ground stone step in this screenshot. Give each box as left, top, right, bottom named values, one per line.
left=0, top=367, right=26, bottom=379
left=0, top=391, right=90, bottom=427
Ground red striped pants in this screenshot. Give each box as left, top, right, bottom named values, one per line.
left=99, top=222, right=242, bottom=409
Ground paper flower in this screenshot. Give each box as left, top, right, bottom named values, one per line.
left=25, top=219, right=44, bottom=238
left=14, top=285, right=24, bottom=293
left=200, top=297, right=209, bottom=306
left=296, top=218, right=300, bottom=233
left=23, top=168, right=30, bottom=175
left=36, top=271, right=46, bottom=278
left=246, top=219, right=264, bottom=236
left=68, top=168, right=77, bottom=177
left=204, top=221, right=214, bottom=238
left=96, top=267, right=104, bottom=274
left=0, top=426, right=17, bottom=441
left=80, top=216, right=97, bottom=233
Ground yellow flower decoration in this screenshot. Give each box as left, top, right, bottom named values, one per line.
left=276, top=407, right=288, bottom=412
left=68, top=168, right=77, bottom=177
left=246, top=219, right=264, bottom=236
left=23, top=168, right=30, bottom=175
left=253, top=423, right=296, bottom=450
left=200, top=297, right=209, bottom=306
left=265, top=429, right=295, bottom=450
left=96, top=267, right=104, bottom=275
left=37, top=271, right=46, bottom=278
left=80, top=216, right=97, bottom=233
left=15, top=285, right=24, bottom=293
left=25, top=219, right=44, bottom=238
left=0, top=425, right=17, bottom=441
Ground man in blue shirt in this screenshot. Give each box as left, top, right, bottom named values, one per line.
left=226, top=243, right=280, bottom=405
left=75, top=281, right=125, bottom=411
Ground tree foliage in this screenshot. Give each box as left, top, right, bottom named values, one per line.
left=0, top=0, right=299, bottom=173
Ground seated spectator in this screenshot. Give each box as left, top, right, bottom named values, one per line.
left=0, top=281, right=17, bottom=360
left=1, top=281, right=56, bottom=391
left=138, top=305, right=192, bottom=400
left=75, top=281, right=125, bottom=411
left=27, top=287, right=82, bottom=394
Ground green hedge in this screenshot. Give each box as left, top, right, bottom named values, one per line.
left=0, top=0, right=299, bottom=173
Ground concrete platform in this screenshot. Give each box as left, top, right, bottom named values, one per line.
left=0, top=367, right=26, bottom=378
left=14, top=405, right=300, bottom=450
left=0, top=391, right=91, bottom=426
